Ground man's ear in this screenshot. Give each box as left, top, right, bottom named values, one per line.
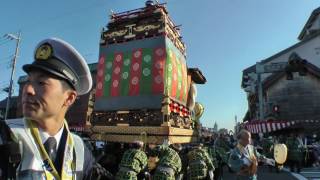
left=64, top=90, right=77, bottom=107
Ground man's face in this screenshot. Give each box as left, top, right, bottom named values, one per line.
left=22, top=71, right=70, bottom=122
left=240, top=132, right=251, bottom=146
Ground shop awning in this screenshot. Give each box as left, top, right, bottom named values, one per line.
left=243, top=119, right=320, bottom=134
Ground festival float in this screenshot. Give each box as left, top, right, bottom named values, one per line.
left=87, top=1, right=206, bottom=144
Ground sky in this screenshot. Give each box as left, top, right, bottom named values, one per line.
left=0, top=0, right=319, bottom=130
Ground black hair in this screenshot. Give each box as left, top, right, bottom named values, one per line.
left=130, top=142, right=143, bottom=149
left=236, top=133, right=242, bottom=140
left=59, top=79, right=75, bottom=92
left=26, top=68, right=75, bottom=92
left=237, top=129, right=250, bottom=140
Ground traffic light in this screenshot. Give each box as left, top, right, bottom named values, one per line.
left=272, top=105, right=280, bottom=115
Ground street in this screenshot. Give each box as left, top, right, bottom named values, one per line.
left=1, top=1, right=320, bottom=180
left=223, top=166, right=300, bottom=180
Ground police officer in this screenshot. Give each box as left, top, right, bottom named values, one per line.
left=116, top=140, right=148, bottom=180
left=228, top=130, right=266, bottom=180
left=150, top=144, right=182, bottom=180
left=187, top=143, right=214, bottom=180
left=0, top=38, right=107, bottom=180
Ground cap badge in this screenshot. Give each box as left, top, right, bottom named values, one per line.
left=35, top=44, right=53, bottom=60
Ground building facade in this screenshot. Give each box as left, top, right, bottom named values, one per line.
left=241, top=7, right=320, bottom=133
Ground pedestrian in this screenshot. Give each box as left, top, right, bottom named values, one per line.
left=178, top=144, right=189, bottom=179
left=215, top=134, right=231, bottom=152
left=214, top=133, right=231, bottom=176
left=206, top=144, right=223, bottom=180
left=0, top=38, right=109, bottom=180
left=228, top=129, right=267, bottom=180
left=311, top=140, right=320, bottom=167
left=261, top=136, right=274, bottom=172
left=150, top=144, right=182, bottom=180
left=286, top=133, right=304, bottom=173
left=187, top=143, right=214, bottom=180
left=116, top=140, right=149, bottom=180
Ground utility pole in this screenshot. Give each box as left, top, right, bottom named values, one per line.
left=255, top=62, right=264, bottom=121
left=4, top=32, right=21, bottom=120
left=256, top=62, right=264, bottom=121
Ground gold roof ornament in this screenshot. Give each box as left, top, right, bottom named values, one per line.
left=35, top=44, right=53, bottom=60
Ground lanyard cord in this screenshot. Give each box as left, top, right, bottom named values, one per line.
left=26, top=119, right=77, bottom=180
left=72, top=148, right=76, bottom=180
left=42, top=148, right=77, bottom=180
left=27, top=119, right=60, bottom=180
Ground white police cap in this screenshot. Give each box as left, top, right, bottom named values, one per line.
left=23, top=38, right=92, bottom=95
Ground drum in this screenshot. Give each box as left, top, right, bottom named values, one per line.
left=274, top=143, right=288, bottom=164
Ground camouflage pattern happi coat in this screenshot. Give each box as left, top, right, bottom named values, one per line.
left=187, top=147, right=214, bottom=180
left=153, top=145, right=182, bottom=180
left=116, top=149, right=148, bottom=180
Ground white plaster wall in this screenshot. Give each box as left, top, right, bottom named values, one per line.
left=260, top=35, right=320, bottom=81
left=309, top=14, right=320, bottom=31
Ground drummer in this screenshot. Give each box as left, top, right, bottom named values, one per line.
left=228, top=130, right=268, bottom=180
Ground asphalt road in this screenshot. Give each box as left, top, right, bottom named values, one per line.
left=223, top=165, right=298, bottom=180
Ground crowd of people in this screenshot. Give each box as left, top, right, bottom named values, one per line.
left=257, top=132, right=320, bottom=173
left=88, top=129, right=320, bottom=180
left=89, top=132, right=238, bottom=180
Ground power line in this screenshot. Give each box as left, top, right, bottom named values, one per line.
left=6, top=61, right=13, bottom=69
left=0, top=84, right=9, bottom=91
left=0, top=39, right=11, bottom=46
left=0, top=39, right=8, bottom=44
left=0, top=37, right=11, bottom=42
left=0, top=58, right=13, bottom=67
left=0, top=55, right=13, bottom=61
left=0, top=61, right=11, bottom=67
left=0, top=83, right=8, bottom=88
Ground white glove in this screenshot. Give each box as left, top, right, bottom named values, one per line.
left=263, top=158, right=275, bottom=166
left=243, top=157, right=252, bottom=166
left=209, top=170, right=214, bottom=180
